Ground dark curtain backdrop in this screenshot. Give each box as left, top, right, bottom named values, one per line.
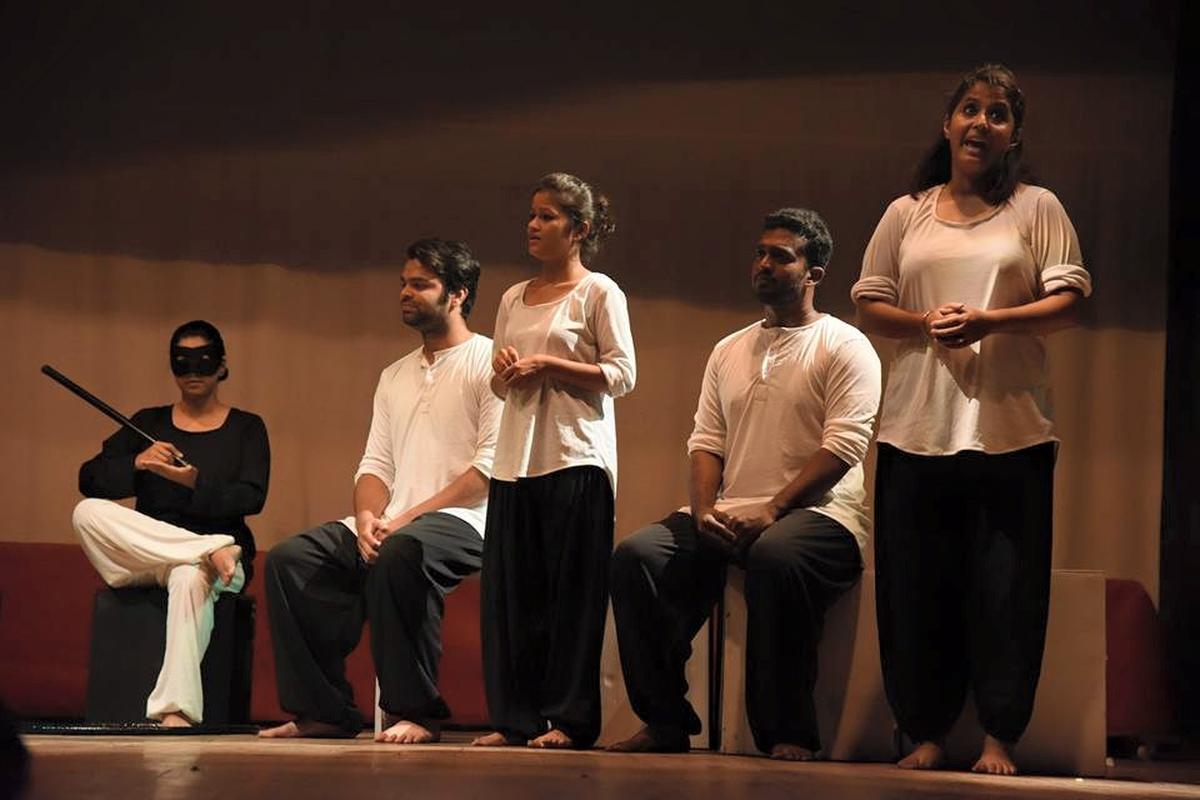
left=0, top=0, right=1182, bottom=735
left=1162, top=0, right=1198, bottom=739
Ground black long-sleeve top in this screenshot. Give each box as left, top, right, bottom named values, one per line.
left=78, top=406, right=270, bottom=573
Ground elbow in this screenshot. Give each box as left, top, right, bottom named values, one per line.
left=852, top=300, right=886, bottom=334
left=246, top=489, right=268, bottom=515
left=77, top=469, right=112, bottom=499
left=849, top=277, right=900, bottom=333
left=222, top=488, right=267, bottom=518
left=822, top=430, right=871, bottom=469
left=468, top=461, right=494, bottom=491
left=1058, top=290, right=1086, bottom=328
left=688, top=444, right=725, bottom=464
left=601, top=362, right=636, bottom=398
left=1041, top=288, right=1086, bottom=333
left=355, top=466, right=394, bottom=492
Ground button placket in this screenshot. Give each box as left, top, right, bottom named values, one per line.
left=417, top=359, right=436, bottom=415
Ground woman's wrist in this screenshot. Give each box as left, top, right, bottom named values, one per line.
left=920, top=309, right=934, bottom=338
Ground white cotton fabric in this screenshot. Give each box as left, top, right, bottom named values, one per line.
left=685, top=315, right=882, bottom=551
left=341, top=334, right=501, bottom=537
left=851, top=183, right=1092, bottom=456
left=490, top=272, right=636, bottom=494
left=72, top=497, right=244, bottom=723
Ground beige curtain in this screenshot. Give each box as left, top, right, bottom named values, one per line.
left=1, top=73, right=1170, bottom=733
left=1, top=71, right=1168, bottom=594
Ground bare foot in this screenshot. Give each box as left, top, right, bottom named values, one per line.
left=471, top=731, right=522, bottom=747
left=258, top=719, right=354, bottom=739
left=529, top=729, right=577, bottom=749
left=770, top=743, right=815, bottom=761
left=159, top=712, right=193, bottom=728
left=207, top=544, right=242, bottom=586
left=606, top=726, right=689, bottom=753
left=971, top=735, right=1018, bottom=776
left=376, top=716, right=440, bottom=744
left=898, top=740, right=945, bottom=770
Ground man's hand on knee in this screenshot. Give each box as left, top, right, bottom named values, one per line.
left=723, top=502, right=783, bottom=562
left=355, top=512, right=383, bottom=564
left=376, top=509, right=417, bottom=538
left=694, top=507, right=737, bottom=557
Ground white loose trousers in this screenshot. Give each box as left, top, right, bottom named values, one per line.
left=71, top=497, right=244, bottom=723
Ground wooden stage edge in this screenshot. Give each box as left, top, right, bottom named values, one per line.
left=19, top=734, right=1200, bottom=800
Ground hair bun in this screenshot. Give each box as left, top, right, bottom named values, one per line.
left=533, top=172, right=616, bottom=262
left=591, top=193, right=617, bottom=241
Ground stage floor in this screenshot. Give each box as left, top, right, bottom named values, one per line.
left=19, top=733, right=1200, bottom=799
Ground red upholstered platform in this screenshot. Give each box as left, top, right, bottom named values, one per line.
left=1105, top=579, right=1174, bottom=738
left=0, top=541, right=487, bottom=726
left=0, top=542, right=1173, bottom=739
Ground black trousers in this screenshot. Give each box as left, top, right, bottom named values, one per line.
left=610, top=509, right=862, bottom=753
left=264, top=513, right=483, bottom=731
left=481, top=466, right=614, bottom=746
left=874, top=442, right=1056, bottom=745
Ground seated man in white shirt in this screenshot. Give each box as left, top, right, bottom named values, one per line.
left=259, top=238, right=501, bottom=742
left=607, top=209, right=881, bottom=759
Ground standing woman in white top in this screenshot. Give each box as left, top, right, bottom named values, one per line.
left=851, top=65, right=1092, bottom=776
left=473, top=173, right=636, bottom=749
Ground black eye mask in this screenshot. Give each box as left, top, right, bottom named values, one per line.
left=170, top=344, right=223, bottom=377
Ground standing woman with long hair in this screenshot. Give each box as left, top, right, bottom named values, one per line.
left=852, top=65, right=1092, bottom=775
left=474, top=173, right=636, bottom=749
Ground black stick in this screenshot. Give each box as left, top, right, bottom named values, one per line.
left=41, top=364, right=189, bottom=467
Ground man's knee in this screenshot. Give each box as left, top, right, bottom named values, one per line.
left=375, top=530, right=424, bottom=572
left=744, top=533, right=795, bottom=577
left=611, top=530, right=658, bottom=582
left=265, top=530, right=319, bottom=577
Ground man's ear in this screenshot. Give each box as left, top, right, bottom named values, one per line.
left=806, top=265, right=826, bottom=286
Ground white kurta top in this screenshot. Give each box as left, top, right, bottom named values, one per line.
left=851, top=183, right=1092, bottom=455
left=685, top=315, right=882, bottom=551
left=341, top=334, right=501, bottom=537
left=490, top=272, right=636, bottom=494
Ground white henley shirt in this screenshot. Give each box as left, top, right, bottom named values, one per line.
left=685, top=315, right=882, bottom=551
left=340, top=334, right=501, bottom=537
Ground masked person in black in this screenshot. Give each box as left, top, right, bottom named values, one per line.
left=72, top=320, right=270, bottom=727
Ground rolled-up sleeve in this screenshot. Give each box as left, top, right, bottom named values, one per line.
left=819, top=338, right=882, bottom=468
left=1033, top=190, right=1092, bottom=298
left=851, top=198, right=906, bottom=306
left=593, top=282, right=637, bottom=398
left=686, top=348, right=726, bottom=458
left=353, top=370, right=395, bottom=488
left=491, top=290, right=511, bottom=353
